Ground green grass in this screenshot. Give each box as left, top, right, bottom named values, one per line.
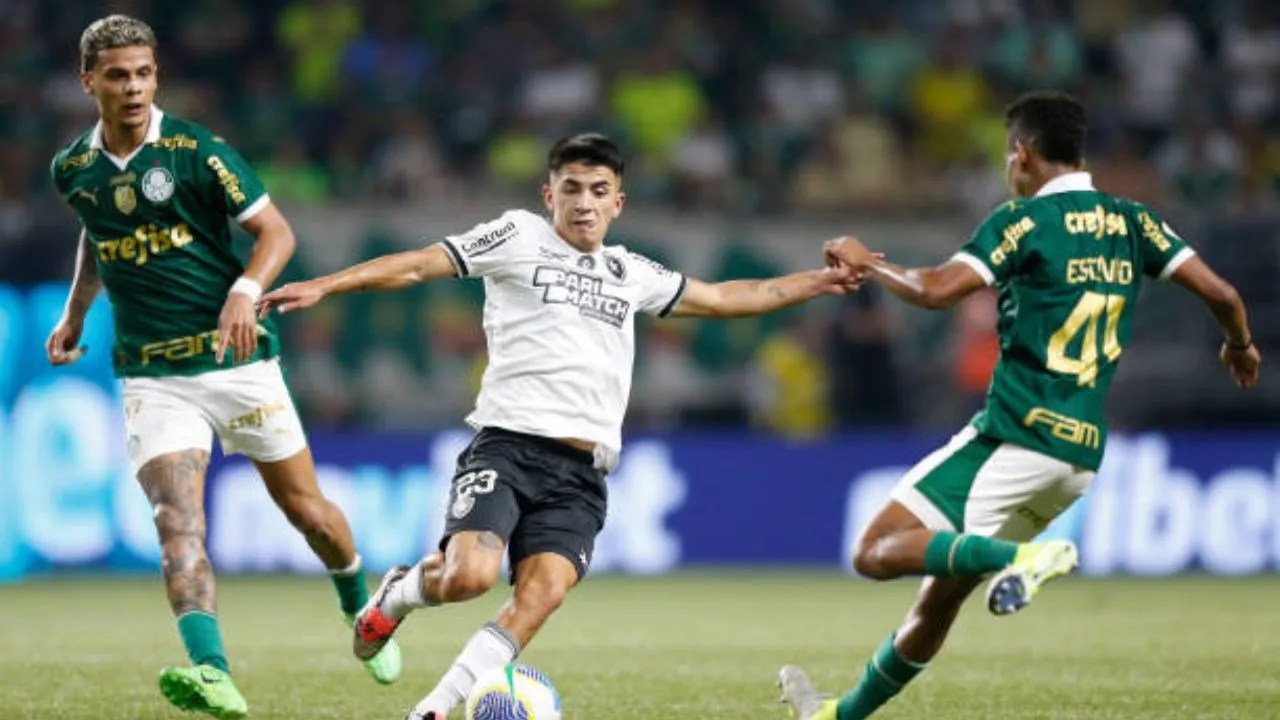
left=3, top=573, right=1280, bottom=719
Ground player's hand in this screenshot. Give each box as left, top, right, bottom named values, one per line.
left=257, top=280, right=326, bottom=317
left=217, top=292, right=258, bottom=365
left=46, top=316, right=87, bottom=366
left=824, top=236, right=878, bottom=271
left=1220, top=341, right=1261, bottom=389
left=811, top=266, right=862, bottom=296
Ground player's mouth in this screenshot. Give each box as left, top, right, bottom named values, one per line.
left=571, top=218, right=596, bottom=231
left=121, top=102, right=147, bottom=117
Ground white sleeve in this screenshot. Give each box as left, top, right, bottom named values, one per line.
left=624, top=249, right=687, bottom=317
left=437, top=210, right=529, bottom=278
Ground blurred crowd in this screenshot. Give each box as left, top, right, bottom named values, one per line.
left=3, top=0, right=1279, bottom=434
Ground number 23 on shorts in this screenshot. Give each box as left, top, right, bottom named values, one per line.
left=450, top=469, right=498, bottom=519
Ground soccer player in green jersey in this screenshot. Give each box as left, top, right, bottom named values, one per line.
left=777, top=91, right=1262, bottom=720
left=46, top=15, right=401, bottom=719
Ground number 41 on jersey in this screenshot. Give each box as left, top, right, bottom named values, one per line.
left=1047, top=291, right=1126, bottom=386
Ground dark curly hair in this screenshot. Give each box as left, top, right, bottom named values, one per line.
left=1005, top=91, right=1087, bottom=166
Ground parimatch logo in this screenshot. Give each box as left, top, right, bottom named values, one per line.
left=533, top=266, right=631, bottom=327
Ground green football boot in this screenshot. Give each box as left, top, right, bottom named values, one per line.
left=158, top=664, right=248, bottom=719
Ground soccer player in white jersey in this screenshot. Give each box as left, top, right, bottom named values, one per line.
left=258, top=133, right=860, bottom=719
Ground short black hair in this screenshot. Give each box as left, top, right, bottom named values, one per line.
left=548, top=133, right=625, bottom=177
left=1005, top=91, right=1086, bottom=166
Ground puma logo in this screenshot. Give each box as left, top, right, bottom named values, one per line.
left=72, top=187, right=99, bottom=206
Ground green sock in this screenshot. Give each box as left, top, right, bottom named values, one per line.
left=330, top=555, right=369, bottom=616
left=835, top=634, right=925, bottom=720
left=176, top=611, right=230, bottom=674
left=923, top=531, right=1018, bottom=577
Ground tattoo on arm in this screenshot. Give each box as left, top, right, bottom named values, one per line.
left=137, top=450, right=213, bottom=615
left=744, top=280, right=786, bottom=300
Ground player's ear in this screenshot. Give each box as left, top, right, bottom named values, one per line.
left=541, top=182, right=553, bottom=212
left=1015, top=140, right=1033, bottom=168
left=80, top=71, right=94, bottom=96
left=613, top=189, right=626, bottom=216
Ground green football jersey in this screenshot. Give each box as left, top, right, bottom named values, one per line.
left=954, top=173, right=1194, bottom=470
left=50, top=106, right=279, bottom=378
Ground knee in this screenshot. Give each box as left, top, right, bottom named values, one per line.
left=438, top=563, right=498, bottom=602
left=851, top=536, right=894, bottom=581
left=152, top=503, right=206, bottom=573
left=153, top=502, right=204, bottom=543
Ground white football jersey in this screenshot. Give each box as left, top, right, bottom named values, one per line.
left=438, top=209, right=686, bottom=467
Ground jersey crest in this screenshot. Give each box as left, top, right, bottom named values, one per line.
left=141, top=167, right=175, bottom=203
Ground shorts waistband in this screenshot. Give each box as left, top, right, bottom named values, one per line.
left=480, top=426, right=596, bottom=466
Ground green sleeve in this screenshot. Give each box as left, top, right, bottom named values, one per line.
left=200, top=135, right=269, bottom=223
left=49, top=153, right=67, bottom=198
left=1133, top=205, right=1196, bottom=280
left=952, top=202, right=1038, bottom=286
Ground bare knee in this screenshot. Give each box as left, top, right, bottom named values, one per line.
left=153, top=498, right=203, bottom=537
left=152, top=501, right=210, bottom=599
left=438, top=560, right=499, bottom=602
left=154, top=502, right=205, bottom=556
left=140, top=451, right=210, bottom=560
left=852, top=535, right=896, bottom=581
left=851, top=500, right=929, bottom=581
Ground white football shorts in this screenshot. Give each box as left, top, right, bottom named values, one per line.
left=120, top=358, right=307, bottom=475
left=890, top=425, right=1094, bottom=541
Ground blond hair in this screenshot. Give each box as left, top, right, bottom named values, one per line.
left=80, top=15, right=157, bottom=72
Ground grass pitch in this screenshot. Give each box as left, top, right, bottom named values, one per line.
left=3, top=572, right=1279, bottom=719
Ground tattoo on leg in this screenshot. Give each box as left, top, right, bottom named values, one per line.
left=138, top=450, right=213, bottom=616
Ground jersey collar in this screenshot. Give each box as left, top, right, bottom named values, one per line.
left=90, top=105, right=165, bottom=170
left=1034, top=171, right=1094, bottom=197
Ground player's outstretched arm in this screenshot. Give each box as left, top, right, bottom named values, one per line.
left=667, top=266, right=857, bottom=319
left=864, top=259, right=985, bottom=310
left=46, top=229, right=100, bottom=366
left=257, top=244, right=457, bottom=316
left=1170, top=255, right=1260, bottom=388
left=824, top=236, right=983, bottom=310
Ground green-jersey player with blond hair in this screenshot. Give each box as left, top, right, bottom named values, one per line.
left=48, top=15, right=402, bottom=719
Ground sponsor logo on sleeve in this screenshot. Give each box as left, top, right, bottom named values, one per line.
left=462, top=220, right=516, bottom=257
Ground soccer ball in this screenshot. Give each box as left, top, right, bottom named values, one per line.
left=465, top=663, right=562, bottom=720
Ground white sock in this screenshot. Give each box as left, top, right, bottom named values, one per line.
left=382, top=562, right=428, bottom=621
left=410, top=622, right=520, bottom=719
